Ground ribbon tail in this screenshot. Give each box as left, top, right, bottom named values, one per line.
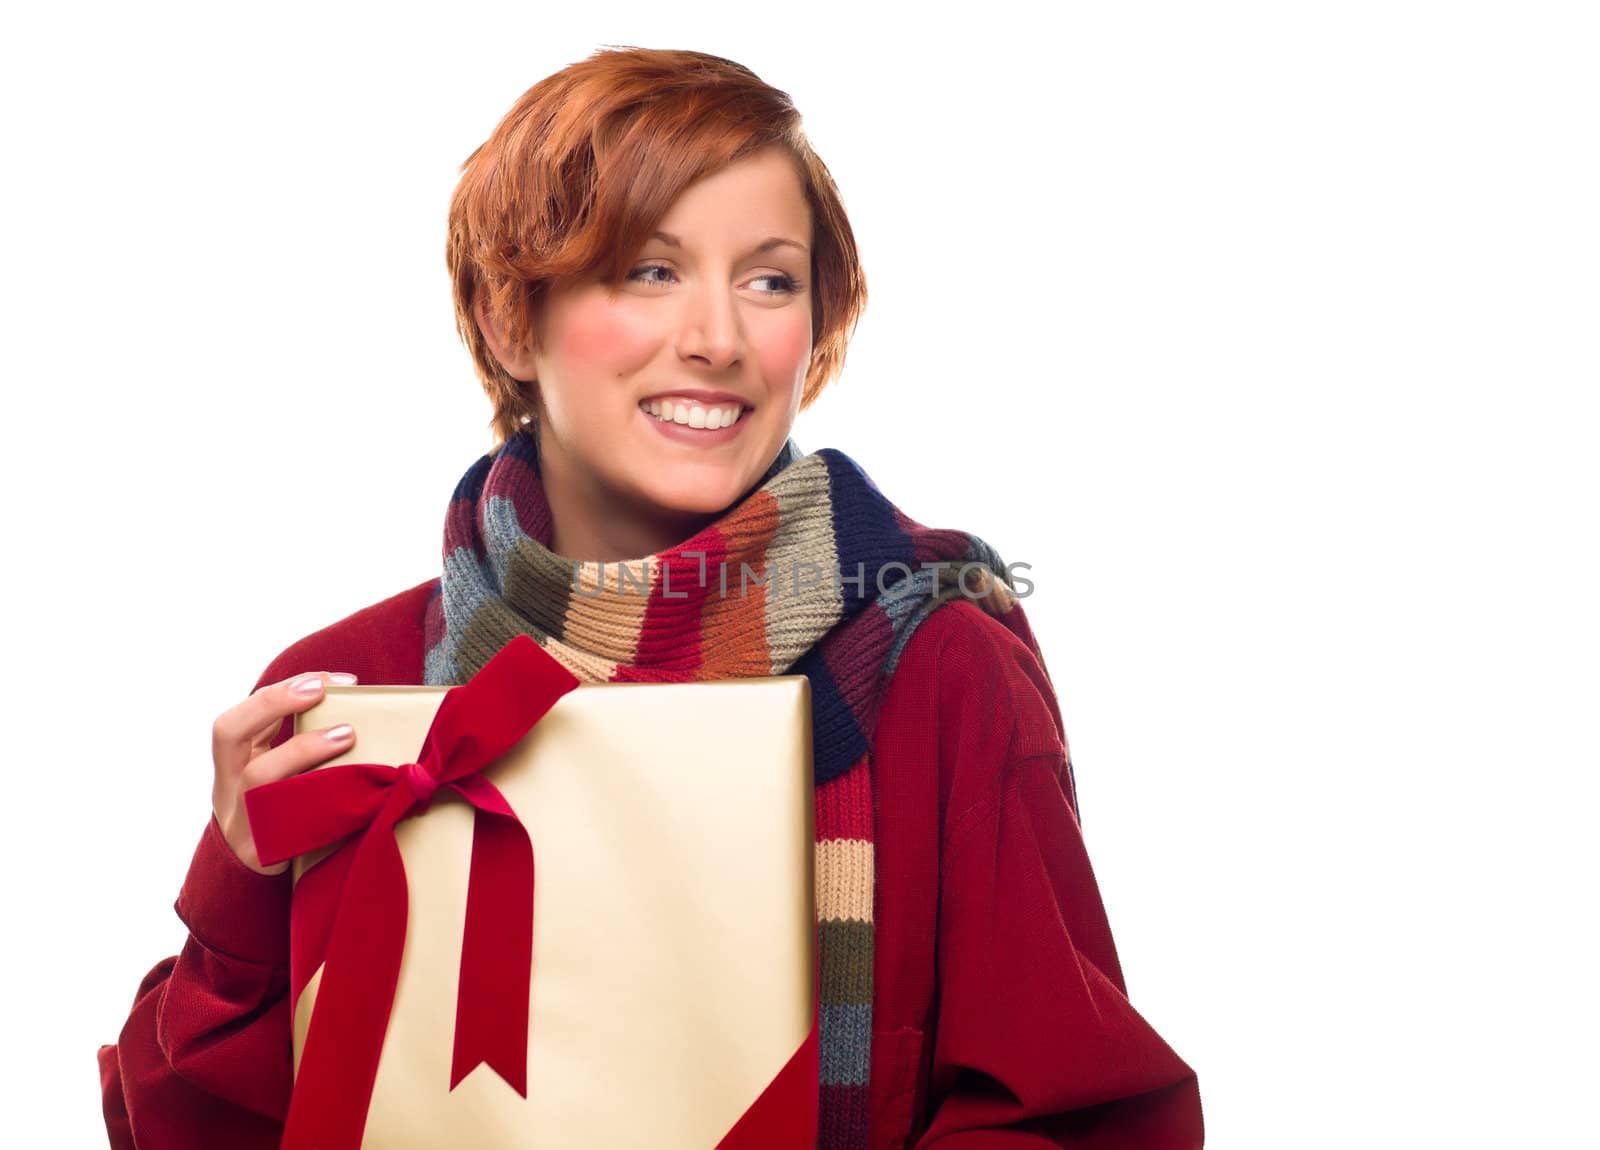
left=281, top=795, right=412, bottom=1150
left=450, top=784, right=534, bottom=1096
left=713, top=1009, right=821, bottom=1149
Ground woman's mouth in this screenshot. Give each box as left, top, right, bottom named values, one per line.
left=639, top=397, right=746, bottom=429
left=638, top=396, right=751, bottom=446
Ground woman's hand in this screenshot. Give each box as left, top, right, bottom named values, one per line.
left=211, top=671, right=359, bottom=875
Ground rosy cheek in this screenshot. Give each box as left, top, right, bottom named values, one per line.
left=755, top=313, right=814, bottom=394
left=552, top=295, right=659, bottom=376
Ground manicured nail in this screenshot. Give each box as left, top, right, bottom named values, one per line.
left=290, top=676, right=325, bottom=696
left=325, top=724, right=354, bottom=742
left=328, top=673, right=359, bottom=685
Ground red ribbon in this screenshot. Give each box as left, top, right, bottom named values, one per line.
left=244, top=635, right=579, bottom=1150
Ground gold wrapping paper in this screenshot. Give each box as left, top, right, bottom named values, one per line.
left=292, top=676, right=815, bottom=1148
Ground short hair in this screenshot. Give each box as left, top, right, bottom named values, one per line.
left=447, top=46, right=868, bottom=446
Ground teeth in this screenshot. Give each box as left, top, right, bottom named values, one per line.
left=641, top=399, right=743, bottom=428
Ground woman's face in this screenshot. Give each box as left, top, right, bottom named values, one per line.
left=501, top=146, right=815, bottom=559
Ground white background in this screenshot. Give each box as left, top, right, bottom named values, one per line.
left=3, top=2, right=1596, bottom=1145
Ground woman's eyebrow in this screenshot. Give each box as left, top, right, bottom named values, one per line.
left=650, top=230, right=809, bottom=256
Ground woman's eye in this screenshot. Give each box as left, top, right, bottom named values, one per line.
left=626, top=265, right=801, bottom=295
left=751, top=273, right=801, bottom=295
left=628, top=264, right=676, bottom=286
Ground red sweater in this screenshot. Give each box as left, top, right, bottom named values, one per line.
left=98, top=581, right=1203, bottom=1148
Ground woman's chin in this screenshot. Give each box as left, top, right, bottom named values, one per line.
left=631, top=449, right=772, bottom=512
left=644, top=486, right=744, bottom=522
left=619, top=423, right=790, bottom=525
left=632, top=467, right=757, bottom=523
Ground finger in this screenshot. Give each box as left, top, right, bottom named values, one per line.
left=213, top=672, right=359, bottom=755
left=238, top=723, right=358, bottom=792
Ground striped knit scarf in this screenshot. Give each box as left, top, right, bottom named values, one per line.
left=423, top=428, right=1037, bottom=1148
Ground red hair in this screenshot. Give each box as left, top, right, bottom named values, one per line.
left=447, top=46, right=868, bottom=446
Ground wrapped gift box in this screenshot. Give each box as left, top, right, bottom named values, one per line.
left=267, top=647, right=816, bottom=1149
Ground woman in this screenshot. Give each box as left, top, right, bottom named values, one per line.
left=99, top=47, right=1203, bottom=1149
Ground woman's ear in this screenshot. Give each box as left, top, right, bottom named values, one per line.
left=474, top=291, right=540, bottom=382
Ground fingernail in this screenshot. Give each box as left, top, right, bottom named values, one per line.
left=325, top=724, right=354, bottom=742
left=291, top=676, right=325, bottom=696
left=328, top=673, right=359, bottom=685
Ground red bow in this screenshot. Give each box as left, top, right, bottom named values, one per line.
left=244, top=635, right=579, bottom=1150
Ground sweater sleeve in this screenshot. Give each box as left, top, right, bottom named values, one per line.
left=909, top=607, right=1203, bottom=1148
left=97, top=817, right=293, bottom=1149
left=916, top=753, right=1203, bottom=1148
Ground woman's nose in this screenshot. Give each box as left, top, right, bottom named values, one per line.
left=676, top=285, right=742, bottom=370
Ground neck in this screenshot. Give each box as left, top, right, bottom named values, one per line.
left=536, top=431, right=714, bottom=563
left=551, top=507, right=712, bottom=564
